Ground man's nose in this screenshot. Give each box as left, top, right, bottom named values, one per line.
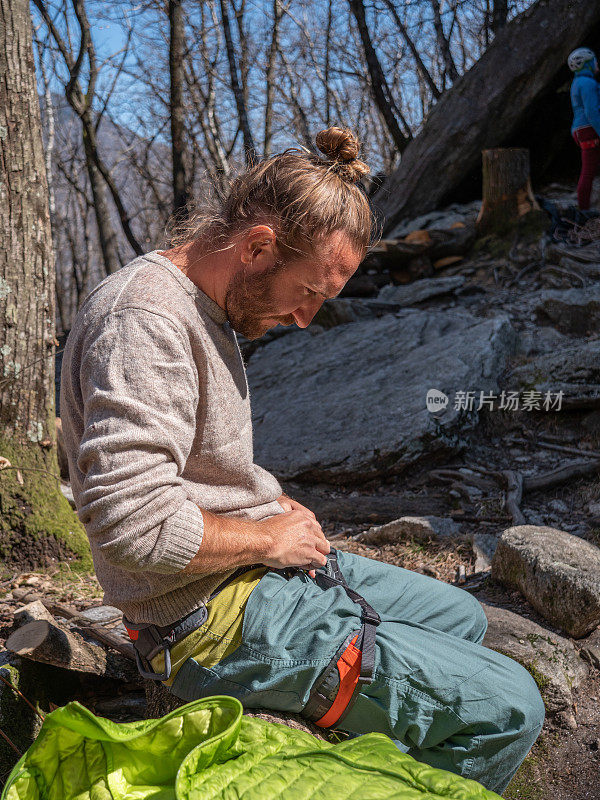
left=292, top=297, right=323, bottom=328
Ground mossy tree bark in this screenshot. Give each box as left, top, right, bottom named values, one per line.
left=0, top=0, right=91, bottom=573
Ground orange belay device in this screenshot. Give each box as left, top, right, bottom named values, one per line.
left=300, top=548, right=381, bottom=728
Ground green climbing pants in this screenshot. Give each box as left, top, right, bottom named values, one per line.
left=167, top=550, right=545, bottom=795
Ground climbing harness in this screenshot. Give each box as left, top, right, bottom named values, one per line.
left=123, top=564, right=260, bottom=681
left=124, top=550, right=381, bottom=729
left=300, top=548, right=381, bottom=728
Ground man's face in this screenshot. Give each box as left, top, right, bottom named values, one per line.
left=224, top=229, right=363, bottom=340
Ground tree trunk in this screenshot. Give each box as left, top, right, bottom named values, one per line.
left=373, top=0, right=600, bottom=234
left=263, top=0, right=283, bottom=157
left=169, top=0, right=189, bottom=215
left=0, top=0, right=91, bottom=572
left=429, top=0, right=459, bottom=83
left=219, top=0, right=256, bottom=165
left=382, top=0, right=440, bottom=100
left=82, top=123, right=121, bottom=276
left=476, top=148, right=540, bottom=235
left=492, top=0, right=509, bottom=34
left=348, top=0, right=411, bottom=154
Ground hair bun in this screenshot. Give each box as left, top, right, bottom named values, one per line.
left=315, top=126, right=370, bottom=183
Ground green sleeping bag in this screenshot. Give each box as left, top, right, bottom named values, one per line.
left=2, top=695, right=502, bottom=800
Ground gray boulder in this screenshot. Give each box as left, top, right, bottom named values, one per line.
left=501, top=339, right=600, bottom=409
left=248, top=309, right=517, bottom=481
left=360, top=516, right=461, bottom=545
left=491, top=525, right=600, bottom=638
left=388, top=200, right=480, bottom=239
left=377, top=276, right=465, bottom=306
left=536, top=287, right=600, bottom=336
left=482, top=604, right=588, bottom=714
left=579, top=628, right=600, bottom=670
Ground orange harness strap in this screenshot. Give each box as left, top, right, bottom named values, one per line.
left=300, top=548, right=381, bottom=729
left=315, top=634, right=361, bottom=728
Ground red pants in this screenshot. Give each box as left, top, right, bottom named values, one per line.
left=573, top=125, right=600, bottom=210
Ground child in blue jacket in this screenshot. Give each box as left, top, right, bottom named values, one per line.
left=569, top=47, right=600, bottom=209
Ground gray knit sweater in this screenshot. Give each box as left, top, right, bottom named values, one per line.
left=59, top=251, right=284, bottom=625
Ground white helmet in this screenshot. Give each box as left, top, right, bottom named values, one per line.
left=568, top=47, right=596, bottom=72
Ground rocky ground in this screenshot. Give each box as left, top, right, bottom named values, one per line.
left=2, top=184, right=600, bottom=797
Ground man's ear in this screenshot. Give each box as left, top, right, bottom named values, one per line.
left=240, top=224, right=277, bottom=266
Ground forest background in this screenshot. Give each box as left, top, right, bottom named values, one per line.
left=30, top=0, right=535, bottom=334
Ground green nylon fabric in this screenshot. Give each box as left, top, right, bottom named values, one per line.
left=2, top=695, right=502, bottom=800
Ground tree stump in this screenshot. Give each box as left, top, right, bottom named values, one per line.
left=476, top=148, right=541, bottom=236
left=144, top=680, right=328, bottom=739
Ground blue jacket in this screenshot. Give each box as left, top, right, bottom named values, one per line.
left=571, top=66, right=600, bottom=137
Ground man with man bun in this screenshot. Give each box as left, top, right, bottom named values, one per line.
left=60, top=126, right=544, bottom=795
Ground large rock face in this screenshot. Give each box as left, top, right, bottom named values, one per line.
left=491, top=525, right=600, bottom=638
left=248, top=310, right=516, bottom=481
left=481, top=604, right=588, bottom=714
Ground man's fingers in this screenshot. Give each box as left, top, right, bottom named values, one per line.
left=315, top=537, right=331, bottom=555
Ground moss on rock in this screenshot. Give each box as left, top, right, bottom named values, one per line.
left=0, top=434, right=91, bottom=573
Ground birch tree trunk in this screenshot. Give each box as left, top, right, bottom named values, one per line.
left=0, top=0, right=91, bottom=572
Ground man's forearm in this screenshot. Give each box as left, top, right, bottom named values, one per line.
left=180, top=507, right=270, bottom=575
left=180, top=502, right=329, bottom=576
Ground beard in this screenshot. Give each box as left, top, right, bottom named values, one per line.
left=224, top=258, right=295, bottom=339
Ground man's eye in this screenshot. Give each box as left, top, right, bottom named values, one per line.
left=305, top=287, right=318, bottom=296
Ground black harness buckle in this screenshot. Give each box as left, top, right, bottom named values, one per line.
left=123, top=604, right=208, bottom=681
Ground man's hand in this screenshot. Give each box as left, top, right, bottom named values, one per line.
left=258, top=509, right=330, bottom=572
left=181, top=503, right=329, bottom=577
left=275, top=494, right=323, bottom=576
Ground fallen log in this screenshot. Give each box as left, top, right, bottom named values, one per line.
left=363, top=225, right=475, bottom=272
left=14, top=600, right=56, bottom=627
left=373, top=0, right=600, bottom=233
left=7, top=620, right=107, bottom=674
left=144, top=680, right=328, bottom=739
left=523, top=459, right=600, bottom=493
left=6, top=619, right=138, bottom=682
left=11, top=588, right=135, bottom=660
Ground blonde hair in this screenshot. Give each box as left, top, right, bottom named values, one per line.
left=165, top=126, right=375, bottom=261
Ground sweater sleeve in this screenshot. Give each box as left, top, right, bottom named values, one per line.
left=580, top=78, right=600, bottom=138
left=76, top=307, right=204, bottom=574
